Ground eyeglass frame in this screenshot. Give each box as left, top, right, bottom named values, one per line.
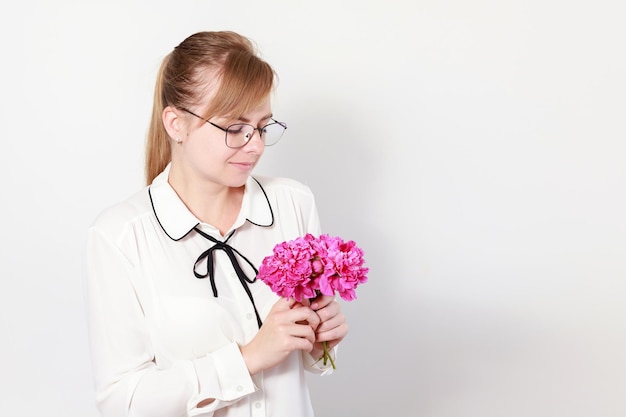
left=180, top=108, right=287, bottom=149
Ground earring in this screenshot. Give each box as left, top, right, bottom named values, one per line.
left=175, top=137, right=182, bottom=144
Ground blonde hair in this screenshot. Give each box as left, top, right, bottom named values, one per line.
left=145, top=31, right=276, bottom=184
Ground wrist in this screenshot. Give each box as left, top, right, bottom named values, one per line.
left=240, top=343, right=262, bottom=376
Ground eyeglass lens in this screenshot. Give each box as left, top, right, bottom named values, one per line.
left=225, top=123, right=286, bottom=148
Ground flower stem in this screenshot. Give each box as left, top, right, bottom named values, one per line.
left=311, top=292, right=336, bottom=369
left=322, top=341, right=336, bottom=370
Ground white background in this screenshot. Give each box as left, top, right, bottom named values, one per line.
left=1, top=1, right=625, bottom=416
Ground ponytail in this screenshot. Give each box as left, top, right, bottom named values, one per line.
left=145, top=56, right=172, bottom=184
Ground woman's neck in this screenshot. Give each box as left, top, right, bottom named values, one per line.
left=168, top=170, right=244, bottom=236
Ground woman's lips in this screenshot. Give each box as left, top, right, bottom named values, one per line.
left=231, top=161, right=255, bottom=171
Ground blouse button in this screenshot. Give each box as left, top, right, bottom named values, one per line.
left=255, top=402, right=262, bottom=408
left=246, top=313, right=253, bottom=320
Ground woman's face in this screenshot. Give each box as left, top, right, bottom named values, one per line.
left=177, top=97, right=272, bottom=188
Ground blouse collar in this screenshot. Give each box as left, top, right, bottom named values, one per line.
left=148, top=164, right=274, bottom=241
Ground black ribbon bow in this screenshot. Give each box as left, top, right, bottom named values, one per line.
left=193, top=228, right=263, bottom=328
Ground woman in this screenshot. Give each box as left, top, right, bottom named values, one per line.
left=85, top=31, right=348, bottom=417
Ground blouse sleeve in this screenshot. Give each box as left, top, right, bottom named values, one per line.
left=85, top=226, right=256, bottom=417
left=305, top=186, right=322, bottom=236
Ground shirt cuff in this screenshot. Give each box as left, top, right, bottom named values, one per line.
left=303, top=346, right=337, bottom=376
left=189, top=342, right=256, bottom=413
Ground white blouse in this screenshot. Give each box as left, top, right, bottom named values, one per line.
left=85, top=164, right=334, bottom=417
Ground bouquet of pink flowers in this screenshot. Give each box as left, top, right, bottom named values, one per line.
left=257, top=233, right=368, bottom=368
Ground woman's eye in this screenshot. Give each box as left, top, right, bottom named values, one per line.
left=227, top=125, right=245, bottom=134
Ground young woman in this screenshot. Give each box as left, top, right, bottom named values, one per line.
left=85, top=31, right=348, bottom=417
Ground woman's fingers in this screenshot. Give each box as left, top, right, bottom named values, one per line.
left=310, top=294, right=334, bottom=311
left=241, top=298, right=322, bottom=374
left=290, top=302, right=321, bottom=331
left=312, top=298, right=349, bottom=344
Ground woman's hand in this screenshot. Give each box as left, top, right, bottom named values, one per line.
left=309, top=295, right=348, bottom=361
left=240, top=297, right=320, bottom=375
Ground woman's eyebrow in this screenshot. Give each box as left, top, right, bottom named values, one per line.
left=238, top=113, right=273, bottom=123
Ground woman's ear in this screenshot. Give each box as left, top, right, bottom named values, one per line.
left=162, top=106, right=183, bottom=143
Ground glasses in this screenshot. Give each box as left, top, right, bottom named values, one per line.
left=181, top=108, right=287, bottom=148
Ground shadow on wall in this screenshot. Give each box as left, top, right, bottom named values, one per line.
left=283, top=93, right=562, bottom=417
left=264, top=92, right=430, bottom=416
left=306, top=289, right=551, bottom=417
left=257, top=91, right=379, bottom=239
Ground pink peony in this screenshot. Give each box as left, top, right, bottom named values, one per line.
left=258, top=233, right=368, bottom=303
left=257, top=233, right=369, bottom=369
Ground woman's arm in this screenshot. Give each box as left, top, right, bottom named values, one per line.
left=85, top=226, right=255, bottom=417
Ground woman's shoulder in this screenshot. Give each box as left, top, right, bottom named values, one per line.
left=252, top=175, right=315, bottom=196
left=250, top=175, right=320, bottom=232
left=89, top=186, right=152, bottom=235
